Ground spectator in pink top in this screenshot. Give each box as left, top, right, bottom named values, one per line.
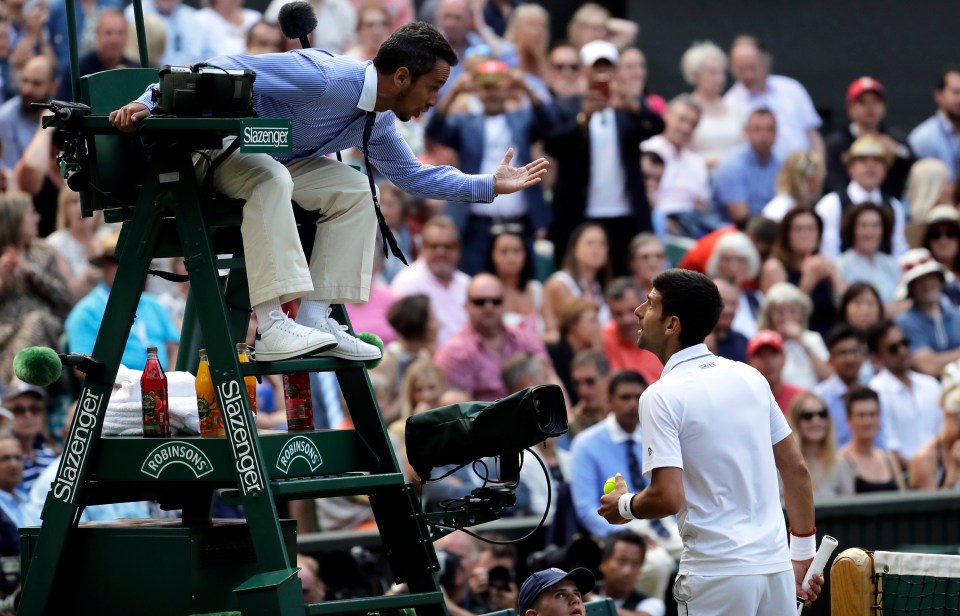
left=435, top=273, right=559, bottom=401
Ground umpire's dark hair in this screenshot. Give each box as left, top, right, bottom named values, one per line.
left=843, top=385, right=880, bottom=418
left=607, top=370, right=647, bottom=397
left=601, top=530, right=647, bottom=563
left=824, top=322, right=864, bottom=352
left=651, top=269, right=722, bottom=348
left=865, top=318, right=898, bottom=355
left=373, top=22, right=458, bottom=81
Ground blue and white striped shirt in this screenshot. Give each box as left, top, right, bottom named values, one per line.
left=136, top=50, right=495, bottom=203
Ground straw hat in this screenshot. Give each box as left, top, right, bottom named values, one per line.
left=905, top=204, right=960, bottom=248
left=841, top=134, right=893, bottom=167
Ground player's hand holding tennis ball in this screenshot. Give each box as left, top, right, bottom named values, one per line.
left=598, top=473, right=631, bottom=525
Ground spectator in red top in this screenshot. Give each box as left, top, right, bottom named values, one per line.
left=435, top=273, right=560, bottom=401
left=601, top=277, right=662, bottom=384
left=748, top=329, right=806, bottom=414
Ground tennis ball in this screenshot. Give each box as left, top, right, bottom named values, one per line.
left=604, top=476, right=627, bottom=494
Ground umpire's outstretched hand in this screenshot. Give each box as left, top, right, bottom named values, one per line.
left=492, top=148, right=549, bottom=196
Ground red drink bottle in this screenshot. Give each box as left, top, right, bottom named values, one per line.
left=283, top=372, right=314, bottom=432
left=142, top=346, right=171, bottom=438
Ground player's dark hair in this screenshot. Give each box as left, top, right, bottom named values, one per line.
left=607, top=370, right=647, bottom=397
left=843, top=385, right=879, bottom=418
left=937, top=65, right=960, bottom=92
left=601, top=530, right=647, bottom=563
left=374, top=22, right=458, bottom=82
left=651, top=269, right=722, bottom=348
left=824, top=323, right=864, bottom=352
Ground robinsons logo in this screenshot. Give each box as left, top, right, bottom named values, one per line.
left=276, top=436, right=323, bottom=474
left=141, top=442, right=215, bottom=478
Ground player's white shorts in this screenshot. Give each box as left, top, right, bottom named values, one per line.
left=673, top=569, right=795, bottom=615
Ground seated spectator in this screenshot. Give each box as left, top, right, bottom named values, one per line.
left=465, top=540, right=520, bottom=614
left=296, top=553, right=327, bottom=604
left=837, top=202, right=900, bottom=302
left=894, top=249, right=960, bottom=376
left=65, top=232, right=179, bottom=371
left=708, top=278, right=748, bottom=362
left=724, top=35, right=823, bottom=159
left=596, top=530, right=666, bottom=616
left=908, top=67, right=960, bottom=181
left=910, top=383, right=960, bottom=490
left=825, top=77, right=914, bottom=198
left=0, top=434, right=39, bottom=604
left=425, top=59, right=552, bottom=275
left=46, top=0, right=125, bottom=74
left=838, top=386, right=907, bottom=494
left=389, top=358, right=446, bottom=441
left=868, top=319, right=943, bottom=469
left=907, top=205, right=960, bottom=305
left=757, top=283, right=832, bottom=389
left=601, top=278, right=662, bottom=384
left=762, top=150, right=825, bottom=222
left=544, top=41, right=584, bottom=99
left=813, top=324, right=872, bottom=447
left=640, top=95, right=711, bottom=230
left=627, top=233, right=665, bottom=302
left=344, top=2, right=391, bottom=62
left=711, top=108, right=782, bottom=225
left=503, top=4, right=552, bottom=103
left=565, top=2, right=637, bottom=50
left=543, top=223, right=611, bottom=342
left=618, top=47, right=666, bottom=116
left=760, top=207, right=843, bottom=337
left=3, top=379, right=56, bottom=498
left=747, top=330, right=805, bottom=413
left=123, top=11, right=167, bottom=67
left=122, top=0, right=211, bottom=66
left=198, top=0, right=262, bottom=58
left=682, top=40, right=743, bottom=169
left=548, top=297, right=602, bottom=398
left=815, top=135, right=908, bottom=259
left=565, top=349, right=610, bottom=442
left=376, top=295, right=437, bottom=402
left=244, top=19, right=283, bottom=55
left=705, top=231, right=762, bottom=338
left=377, top=181, right=415, bottom=284
left=435, top=273, right=555, bottom=401
left=838, top=282, right=885, bottom=335
left=488, top=228, right=542, bottom=335
left=640, top=151, right=664, bottom=218
left=0, top=192, right=71, bottom=385
left=518, top=567, right=595, bottom=616
left=904, top=158, right=953, bottom=222
left=787, top=393, right=854, bottom=500
left=55, top=9, right=139, bottom=102
left=391, top=216, right=470, bottom=346
left=0, top=55, right=58, bottom=173
left=45, top=187, right=103, bottom=303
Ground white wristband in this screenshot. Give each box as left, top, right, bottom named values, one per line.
left=789, top=532, right=816, bottom=561
left=618, top=492, right=636, bottom=520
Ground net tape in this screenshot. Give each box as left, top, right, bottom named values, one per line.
left=873, top=551, right=960, bottom=615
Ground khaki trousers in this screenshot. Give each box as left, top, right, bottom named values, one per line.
left=196, top=144, right=377, bottom=306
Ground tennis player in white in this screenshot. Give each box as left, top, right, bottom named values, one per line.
left=598, top=269, right=823, bottom=615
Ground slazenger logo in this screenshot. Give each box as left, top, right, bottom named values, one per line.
left=53, top=388, right=102, bottom=504
left=276, top=436, right=323, bottom=474
left=218, top=380, right=265, bottom=494
left=243, top=127, right=288, bottom=147
left=141, top=441, right=214, bottom=478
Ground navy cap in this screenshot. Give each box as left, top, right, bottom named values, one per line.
left=518, top=567, right=595, bottom=614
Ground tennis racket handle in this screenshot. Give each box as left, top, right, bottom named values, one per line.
left=800, top=535, right=839, bottom=591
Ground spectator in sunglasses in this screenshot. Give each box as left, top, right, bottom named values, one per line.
left=908, top=205, right=960, bottom=306
left=787, top=392, right=854, bottom=499
left=867, top=320, right=943, bottom=471
left=435, top=273, right=561, bottom=401
left=2, top=378, right=55, bottom=497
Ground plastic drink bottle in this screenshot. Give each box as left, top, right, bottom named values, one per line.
left=196, top=349, right=225, bottom=437
left=142, top=346, right=171, bottom=437
left=283, top=373, right=314, bottom=432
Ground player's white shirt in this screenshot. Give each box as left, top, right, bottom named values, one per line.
left=640, top=343, right=793, bottom=575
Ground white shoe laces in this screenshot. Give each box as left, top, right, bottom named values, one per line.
left=325, top=308, right=350, bottom=334
left=268, top=310, right=311, bottom=337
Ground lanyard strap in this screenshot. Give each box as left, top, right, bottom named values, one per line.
left=362, top=111, right=408, bottom=264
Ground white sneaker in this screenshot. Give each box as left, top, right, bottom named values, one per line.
left=305, top=308, right=382, bottom=361
left=254, top=311, right=337, bottom=361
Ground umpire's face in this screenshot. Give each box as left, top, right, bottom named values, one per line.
left=393, top=60, right=451, bottom=121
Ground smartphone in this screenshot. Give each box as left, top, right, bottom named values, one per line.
left=591, top=74, right=611, bottom=98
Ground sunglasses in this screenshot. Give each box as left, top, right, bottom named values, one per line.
left=799, top=409, right=829, bottom=421
left=929, top=228, right=960, bottom=241
left=7, top=404, right=44, bottom=416
left=886, top=338, right=911, bottom=354
left=551, top=63, right=580, bottom=72
left=469, top=296, right=503, bottom=307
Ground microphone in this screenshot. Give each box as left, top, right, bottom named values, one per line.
left=278, top=1, right=317, bottom=50
left=13, top=347, right=63, bottom=387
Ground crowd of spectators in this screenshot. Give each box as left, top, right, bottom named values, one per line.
left=2, top=0, right=960, bottom=611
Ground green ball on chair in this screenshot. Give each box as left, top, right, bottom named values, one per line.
left=356, top=332, right=384, bottom=369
